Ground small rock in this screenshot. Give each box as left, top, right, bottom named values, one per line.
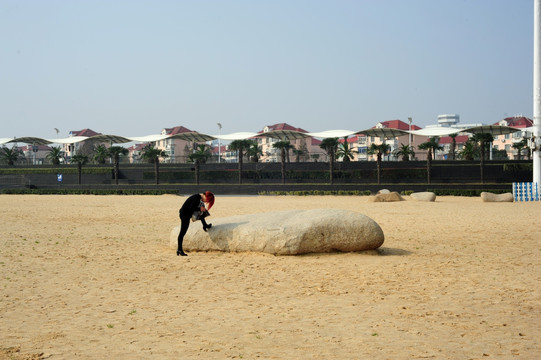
left=480, top=192, right=513, bottom=202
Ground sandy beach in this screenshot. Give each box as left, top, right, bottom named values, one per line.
left=0, top=194, right=539, bottom=359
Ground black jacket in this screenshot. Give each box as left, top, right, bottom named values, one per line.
left=179, top=194, right=202, bottom=218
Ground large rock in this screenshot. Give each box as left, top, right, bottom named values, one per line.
left=481, top=192, right=514, bottom=202
left=169, top=209, right=384, bottom=255
left=370, top=192, right=404, bottom=202
left=410, top=192, right=436, bottom=202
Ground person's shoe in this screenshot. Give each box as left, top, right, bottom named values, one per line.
left=203, top=223, right=212, bottom=232
left=177, top=250, right=188, bottom=256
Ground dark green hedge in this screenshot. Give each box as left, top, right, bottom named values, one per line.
left=503, top=163, right=533, bottom=172
left=0, top=188, right=178, bottom=195
left=0, top=167, right=113, bottom=175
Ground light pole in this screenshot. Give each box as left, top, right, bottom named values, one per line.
left=534, top=0, right=541, bottom=187
left=217, top=123, right=222, bottom=163
left=408, top=117, right=412, bottom=150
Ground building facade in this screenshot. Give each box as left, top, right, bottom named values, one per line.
left=492, top=116, right=534, bottom=159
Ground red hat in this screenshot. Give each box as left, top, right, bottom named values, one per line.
left=204, top=191, right=215, bottom=209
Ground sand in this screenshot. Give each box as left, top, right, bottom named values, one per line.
left=0, top=194, right=539, bottom=359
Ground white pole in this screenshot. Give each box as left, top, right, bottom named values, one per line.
left=408, top=117, right=412, bottom=151
left=534, top=0, right=541, bottom=186
left=217, top=123, right=222, bottom=163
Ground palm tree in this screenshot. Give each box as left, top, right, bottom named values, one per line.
left=93, top=144, right=109, bottom=164
left=188, top=144, right=212, bottom=185
left=292, top=148, right=305, bottom=162
left=319, top=137, right=339, bottom=184
left=273, top=140, right=294, bottom=184
left=458, top=140, right=477, bottom=161
left=47, top=146, right=64, bottom=165
left=107, top=146, right=128, bottom=185
left=367, top=143, right=391, bottom=185
left=449, top=133, right=458, bottom=160
left=70, top=155, right=88, bottom=185
left=0, top=146, right=22, bottom=166
left=246, top=140, right=263, bottom=163
left=512, top=139, right=528, bottom=160
left=141, top=144, right=167, bottom=184
left=471, top=133, right=494, bottom=184
left=418, top=137, right=443, bottom=184
left=229, top=139, right=252, bottom=184
left=393, top=143, right=415, bottom=161
left=336, top=136, right=355, bottom=162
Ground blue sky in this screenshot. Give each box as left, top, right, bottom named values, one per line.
left=0, top=0, right=533, bottom=139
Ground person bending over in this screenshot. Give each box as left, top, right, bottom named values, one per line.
left=177, top=191, right=215, bottom=256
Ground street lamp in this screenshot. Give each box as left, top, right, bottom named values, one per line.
left=408, top=117, right=412, bottom=149
left=217, top=123, right=222, bottom=163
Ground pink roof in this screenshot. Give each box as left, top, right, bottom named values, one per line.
left=163, top=125, right=193, bottom=135
left=212, top=145, right=228, bottom=154
left=495, top=116, right=533, bottom=128
left=375, top=120, right=422, bottom=131
left=71, top=128, right=101, bottom=137
left=128, top=143, right=150, bottom=151
left=438, top=135, right=470, bottom=144
left=19, top=144, right=52, bottom=151
left=339, top=137, right=357, bottom=144
left=262, top=123, right=309, bottom=133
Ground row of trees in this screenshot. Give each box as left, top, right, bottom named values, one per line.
left=1, top=132, right=531, bottom=185
left=0, top=144, right=167, bottom=185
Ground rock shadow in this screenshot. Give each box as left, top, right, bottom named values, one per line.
left=375, top=247, right=412, bottom=256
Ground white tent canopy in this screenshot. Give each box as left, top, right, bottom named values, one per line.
left=0, top=125, right=525, bottom=147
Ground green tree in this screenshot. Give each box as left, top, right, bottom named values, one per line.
left=458, top=140, right=477, bottom=161
left=512, top=139, right=528, bottom=160
left=292, top=148, right=305, bottom=162
left=319, top=137, right=339, bottom=184
left=246, top=140, right=263, bottom=163
left=93, top=144, right=109, bottom=164
left=273, top=140, right=294, bottom=184
left=418, top=137, right=443, bottom=184
left=70, top=154, right=89, bottom=185
left=47, top=146, right=64, bottom=165
left=449, top=133, right=458, bottom=160
left=393, top=143, right=415, bottom=161
left=107, top=146, right=128, bottom=185
left=0, top=146, right=23, bottom=166
left=229, top=139, right=253, bottom=184
left=471, top=133, right=494, bottom=184
left=141, top=144, right=167, bottom=184
left=367, top=143, right=391, bottom=185
left=336, top=136, right=355, bottom=162
left=188, top=144, right=212, bottom=185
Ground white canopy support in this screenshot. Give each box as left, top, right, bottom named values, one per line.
left=125, top=134, right=171, bottom=143
left=464, top=125, right=521, bottom=136
left=1, top=126, right=526, bottom=146
left=45, top=136, right=89, bottom=144
left=168, top=131, right=216, bottom=142
left=264, top=129, right=310, bottom=140
left=307, top=130, right=357, bottom=139
left=407, top=127, right=462, bottom=137
left=210, top=132, right=259, bottom=140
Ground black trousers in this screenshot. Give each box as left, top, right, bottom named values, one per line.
left=177, top=213, right=209, bottom=252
